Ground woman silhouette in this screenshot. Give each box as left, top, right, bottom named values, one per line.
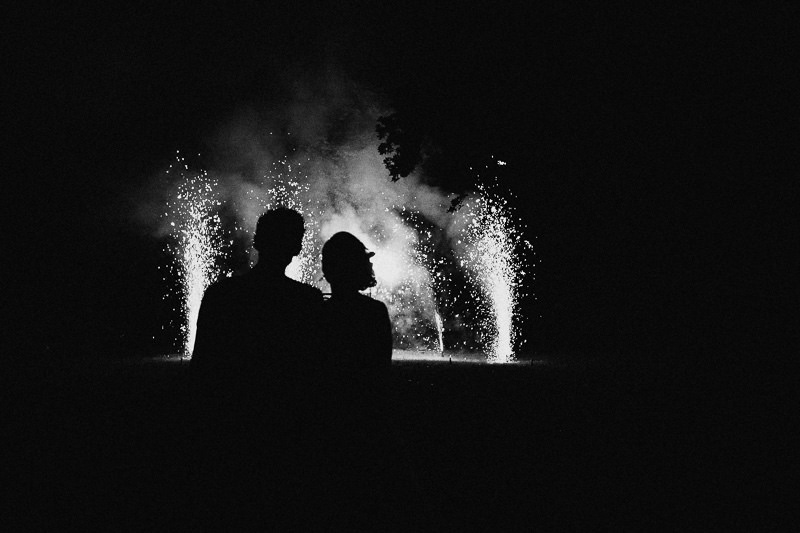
left=318, top=232, right=394, bottom=517
left=321, top=231, right=392, bottom=373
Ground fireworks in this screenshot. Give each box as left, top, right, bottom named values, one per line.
left=454, top=184, right=532, bottom=363
left=159, top=154, right=532, bottom=362
left=161, top=153, right=230, bottom=355
left=435, top=310, right=445, bottom=354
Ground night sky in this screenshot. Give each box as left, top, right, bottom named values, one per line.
left=7, top=3, right=794, bottom=363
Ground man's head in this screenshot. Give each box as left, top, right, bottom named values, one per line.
left=253, top=208, right=305, bottom=267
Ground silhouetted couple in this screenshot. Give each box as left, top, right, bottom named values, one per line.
left=190, top=207, right=392, bottom=527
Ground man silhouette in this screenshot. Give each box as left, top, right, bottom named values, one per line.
left=193, top=207, right=323, bottom=380
left=190, top=207, right=323, bottom=528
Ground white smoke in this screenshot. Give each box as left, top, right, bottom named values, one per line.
left=137, top=65, right=528, bottom=355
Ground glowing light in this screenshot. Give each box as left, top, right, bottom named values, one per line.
left=158, top=153, right=533, bottom=361
left=162, top=157, right=229, bottom=356
left=435, top=310, right=445, bottom=354
left=372, top=248, right=405, bottom=287
left=455, top=184, right=530, bottom=363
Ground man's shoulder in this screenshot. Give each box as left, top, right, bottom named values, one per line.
left=203, top=276, right=228, bottom=298
left=349, top=293, right=389, bottom=314
left=207, top=271, right=322, bottom=302
left=197, top=276, right=242, bottom=323
left=205, top=274, right=243, bottom=296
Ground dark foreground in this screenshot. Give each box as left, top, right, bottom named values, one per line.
left=4, top=352, right=785, bottom=530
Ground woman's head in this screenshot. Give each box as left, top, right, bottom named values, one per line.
left=322, top=232, right=377, bottom=292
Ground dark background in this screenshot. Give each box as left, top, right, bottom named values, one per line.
left=6, top=3, right=795, bottom=365
left=4, top=3, right=794, bottom=528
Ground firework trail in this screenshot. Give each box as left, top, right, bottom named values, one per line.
left=147, top=73, right=534, bottom=361
left=160, top=159, right=532, bottom=361
left=161, top=153, right=230, bottom=355
left=454, top=184, right=531, bottom=363
left=435, top=310, right=445, bottom=354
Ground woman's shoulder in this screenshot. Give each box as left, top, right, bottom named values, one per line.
left=358, top=293, right=388, bottom=310
left=360, top=295, right=390, bottom=323
left=325, top=293, right=388, bottom=312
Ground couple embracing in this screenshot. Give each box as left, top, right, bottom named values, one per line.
left=193, top=206, right=392, bottom=380
left=190, top=207, right=394, bottom=526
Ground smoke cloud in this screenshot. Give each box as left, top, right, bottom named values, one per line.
left=135, top=65, right=526, bottom=355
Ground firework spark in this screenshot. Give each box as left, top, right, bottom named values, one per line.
left=455, top=184, right=531, bottom=363
left=158, top=154, right=532, bottom=362
left=162, top=154, right=230, bottom=355
left=435, top=310, right=445, bottom=354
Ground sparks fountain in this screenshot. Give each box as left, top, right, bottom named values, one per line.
left=158, top=151, right=533, bottom=364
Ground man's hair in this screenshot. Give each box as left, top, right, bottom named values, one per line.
left=253, top=208, right=305, bottom=256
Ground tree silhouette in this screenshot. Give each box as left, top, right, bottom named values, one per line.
left=376, top=112, right=423, bottom=182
